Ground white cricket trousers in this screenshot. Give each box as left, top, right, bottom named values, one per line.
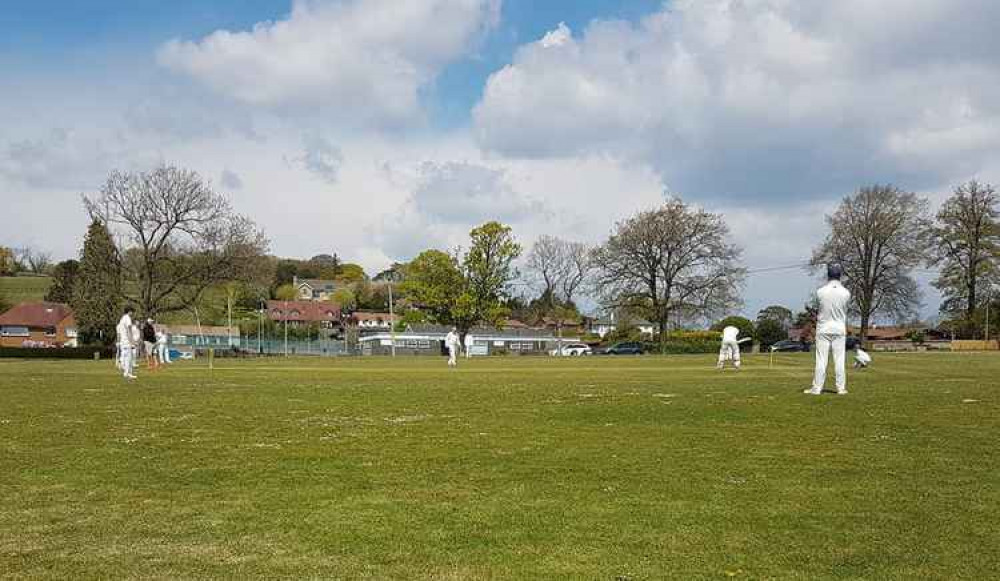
left=813, top=333, right=846, bottom=392
left=157, top=343, right=170, bottom=363
left=448, top=347, right=457, bottom=366
left=718, top=340, right=741, bottom=368
left=118, top=345, right=135, bottom=378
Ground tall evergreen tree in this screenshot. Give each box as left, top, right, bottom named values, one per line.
left=44, top=259, right=80, bottom=303
left=72, top=220, right=122, bottom=346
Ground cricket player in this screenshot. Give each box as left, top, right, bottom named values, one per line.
left=464, top=331, right=474, bottom=359
left=445, top=327, right=460, bottom=367
left=805, top=264, right=851, bottom=395
left=116, top=306, right=137, bottom=380
left=156, top=329, right=171, bottom=364
left=717, top=325, right=748, bottom=369
left=142, top=318, right=158, bottom=371
left=853, top=346, right=871, bottom=369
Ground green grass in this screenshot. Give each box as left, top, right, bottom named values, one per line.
left=0, top=353, right=997, bottom=579
left=0, top=276, right=52, bottom=304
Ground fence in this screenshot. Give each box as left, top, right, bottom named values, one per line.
left=951, top=340, right=1000, bottom=352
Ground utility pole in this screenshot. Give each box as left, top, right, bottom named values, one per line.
left=388, top=269, right=396, bottom=357
left=283, top=300, right=288, bottom=357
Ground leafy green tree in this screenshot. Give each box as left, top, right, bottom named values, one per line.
left=273, top=283, right=298, bottom=301
left=0, top=246, right=15, bottom=276
left=462, top=221, right=522, bottom=329
left=331, top=288, right=357, bottom=313
left=72, top=220, right=122, bottom=346
left=44, top=260, right=80, bottom=303
left=336, top=263, right=368, bottom=284
left=0, top=288, right=10, bottom=313
left=755, top=318, right=788, bottom=348
left=400, top=249, right=469, bottom=327
left=756, top=305, right=793, bottom=330
left=401, top=222, right=522, bottom=334
left=712, top=316, right=755, bottom=342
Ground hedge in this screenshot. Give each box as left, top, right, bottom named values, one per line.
left=0, top=346, right=115, bottom=359
left=648, top=331, right=722, bottom=354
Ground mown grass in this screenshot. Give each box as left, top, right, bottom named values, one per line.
left=0, top=276, right=52, bottom=304
left=0, top=353, right=997, bottom=579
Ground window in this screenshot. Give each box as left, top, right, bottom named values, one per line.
left=1, top=326, right=30, bottom=337
left=44, top=327, right=56, bottom=337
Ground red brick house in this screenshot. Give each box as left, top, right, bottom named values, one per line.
left=0, top=302, right=78, bottom=347
left=267, top=300, right=342, bottom=329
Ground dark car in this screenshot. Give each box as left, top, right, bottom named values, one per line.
left=770, top=339, right=810, bottom=352
left=845, top=336, right=860, bottom=350
left=601, top=341, right=644, bottom=355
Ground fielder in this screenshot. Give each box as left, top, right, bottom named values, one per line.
left=805, top=264, right=851, bottom=395
left=142, top=318, right=159, bottom=371
left=464, top=332, right=474, bottom=359
left=445, top=327, right=460, bottom=367
left=116, top=306, right=137, bottom=380
left=853, top=346, right=871, bottom=369
left=717, top=325, right=750, bottom=369
left=156, top=328, right=171, bottom=365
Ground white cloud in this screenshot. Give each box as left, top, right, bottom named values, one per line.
left=473, top=0, right=1000, bottom=203
left=158, top=0, right=501, bottom=128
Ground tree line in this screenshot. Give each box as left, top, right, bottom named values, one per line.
left=2, top=165, right=998, bottom=345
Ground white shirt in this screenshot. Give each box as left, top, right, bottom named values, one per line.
left=855, top=348, right=871, bottom=365
left=445, top=331, right=460, bottom=349
left=464, top=333, right=474, bottom=347
left=816, top=280, right=851, bottom=336
left=116, top=314, right=133, bottom=347
left=156, top=331, right=167, bottom=346
left=721, top=326, right=739, bottom=342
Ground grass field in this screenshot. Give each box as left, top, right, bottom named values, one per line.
left=1, top=353, right=997, bottom=579
left=0, top=276, right=52, bottom=305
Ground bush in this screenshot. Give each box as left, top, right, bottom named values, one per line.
left=755, top=318, right=788, bottom=349
left=652, top=331, right=720, bottom=354
left=0, top=346, right=114, bottom=359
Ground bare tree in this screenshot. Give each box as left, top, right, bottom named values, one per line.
left=592, top=199, right=745, bottom=335
left=561, top=241, right=594, bottom=304
left=811, top=184, right=929, bottom=339
left=84, top=166, right=270, bottom=317
left=926, top=180, right=999, bottom=325
left=524, top=235, right=566, bottom=304
left=12, top=246, right=52, bottom=274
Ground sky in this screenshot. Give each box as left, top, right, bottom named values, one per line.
left=3, top=0, right=1000, bottom=320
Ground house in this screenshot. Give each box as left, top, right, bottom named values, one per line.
left=351, top=312, right=400, bottom=332
left=293, top=276, right=338, bottom=301
left=586, top=316, right=656, bottom=338
left=0, top=301, right=78, bottom=347
left=267, top=300, right=343, bottom=330
left=359, top=324, right=558, bottom=356
left=155, top=324, right=240, bottom=350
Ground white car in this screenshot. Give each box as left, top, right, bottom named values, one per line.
left=549, top=343, right=593, bottom=356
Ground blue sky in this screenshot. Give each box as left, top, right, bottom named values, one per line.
left=3, top=0, right=999, bottom=320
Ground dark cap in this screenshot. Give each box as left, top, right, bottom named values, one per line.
left=827, top=263, right=844, bottom=280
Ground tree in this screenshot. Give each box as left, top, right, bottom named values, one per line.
left=336, top=263, right=368, bottom=285
left=463, top=221, right=522, bottom=330
left=331, top=287, right=357, bottom=313
left=811, top=184, right=929, bottom=340
left=13, top=246, right=52, bottom=274
left=592, top=199, right=745, bottom=335
left=0, top=247, right=16, bottom=276
left=72, top=220, right=122, bottom=345
left=274, top=283, right=298, bottom=301
left=755, top=318, right=788, bottom=348
left=524, top=236, right=594, bottom=308
left=925, top=181, right=999, bottom=333
left=712, top=316, right=755, bottom=342
left=756, top=305, right=793, bottom=330
left=44, top=260, right=80, bottom=303
left=401, top=222, right=522, bottom=334
left=0, top=288, right=10, bottom=313
left=84, top=166, right=269, bottom=318
left=400, top=249, right=468, bottom=327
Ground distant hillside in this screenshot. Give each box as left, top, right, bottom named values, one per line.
left=0, top=276, right=53, bottom=304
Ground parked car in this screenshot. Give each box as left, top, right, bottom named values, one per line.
left=549, top=343, right=593, bottom=356
left=600, top=341, right=644, bottom=355
left=845, top=336, right=860, bottom=350
left=769, top=340, right=810, bottom=352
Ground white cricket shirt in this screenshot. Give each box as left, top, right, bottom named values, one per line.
left=816, top=280, right=851, bottom=336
